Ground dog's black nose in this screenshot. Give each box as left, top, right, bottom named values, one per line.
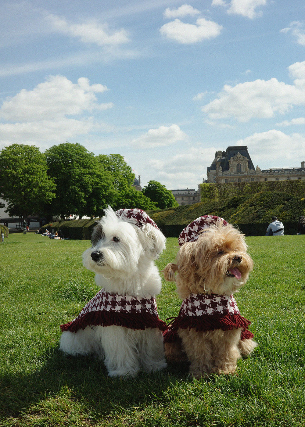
left=233, top=255, right=242, bottom=263
left=91, top=251, right=103, bottom=262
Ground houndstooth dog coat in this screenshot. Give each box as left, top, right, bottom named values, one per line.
left=61, top=289, right=167, bottom=333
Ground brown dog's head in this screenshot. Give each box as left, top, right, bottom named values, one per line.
left=164, top=219, right=253, bottom=299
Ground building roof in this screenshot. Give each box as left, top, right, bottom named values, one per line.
left=207, top=146, right=255, bottom=172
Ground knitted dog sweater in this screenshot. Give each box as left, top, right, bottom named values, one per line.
left=163, top=293, right=254, bottom=342
left=61, top=289, right=167, bottom=333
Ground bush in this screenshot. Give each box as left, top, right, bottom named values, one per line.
left=40, top=218, right=98, bottom=240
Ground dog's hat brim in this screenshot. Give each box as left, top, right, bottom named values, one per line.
left=178, top=215, right=227, bottom=246
left=115, top=208, right=159, bottom=230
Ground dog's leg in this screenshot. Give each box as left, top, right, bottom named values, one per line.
left=213, top=329, right=241, bottom=375
left=178, top=329, right=214, bottom=378
left=164, top=339, right=188, bottom=363
left=137, top=329, right=167, bottom=373
left=59, top=326, right=99, bottom=356
left=98, top=326, right=141, bottom=377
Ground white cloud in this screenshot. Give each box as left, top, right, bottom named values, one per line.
left=235, top=130, right=305, bottom=165
left=212, top=0, right=227, bottom=6
left=288, top=61, right=305, bottom=80
left=148, top=146, right=215, bottom=188
left=0, top=118, right=93, bottom=150
left=202, top=63, right=305, bottom=122
left=276, top=117, right=305, bottom=127
left=212, top=0, right=267, bottom=19
left=0, top=75, right=109, bottom=122
left=228, top=0, right=267, bottom=18
left=281, top=21, right=305, bottom=46
left=131, top=124, right=187, bottom=148
left=0, top=76, right=112, bottom=149
left=46, top=13, right=130, bottom=46
left=163, top=5, right=200, bottom=19
left=193, top=92, right=207, bottom=101
left=160, top=18, right=223, bottom=44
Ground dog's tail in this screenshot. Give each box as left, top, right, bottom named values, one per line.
left=163, top=263, right=178, bottom=282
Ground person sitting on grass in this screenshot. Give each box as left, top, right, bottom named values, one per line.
left=266, top=216, right=284, bottom=236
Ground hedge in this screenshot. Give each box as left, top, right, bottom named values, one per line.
left=40, top=218, right=98, bottom=240
left=158, top=222, right=298, bottom=238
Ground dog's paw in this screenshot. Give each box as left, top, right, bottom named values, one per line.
left=143, top=359, right=167, bottom=373
left=239, top=338, right=258, bottom=357
left=107, top=367, right=140, bottom=377
left=163, top=263, right=178, bottom=282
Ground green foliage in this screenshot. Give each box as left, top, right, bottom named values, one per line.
left=41, top=218, right=97, bottom=240
left=96, top=154, right=135, bottom=191
left=142, top=180, right=179, bottom=209
left=1, top=233, right=305, bottom=426
left=0, top=144, right=56, bottom=220
left=114, top=187, right=157, bottom=210
left=0, top=143, right=168, bottom=220
left=152, top=182, right=305, bottom=236
left=230, top=191, right=305, bottom=224
left=200, top=181, right=305, bottom=202
left=200, top=183, right=219, bottom=202
left=45, top=143, right=115, bottom=219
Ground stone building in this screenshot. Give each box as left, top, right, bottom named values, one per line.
left=171, top=188, right=200, bottom=206
left=207, top=146, right=305, bottom=184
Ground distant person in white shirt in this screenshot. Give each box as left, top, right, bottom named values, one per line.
left=266, top=216, right=284, bottom=236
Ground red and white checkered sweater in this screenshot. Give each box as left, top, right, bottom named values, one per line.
left=163, top=293, right=254, bottom=342
left=61, top=289, right=167, bottom=333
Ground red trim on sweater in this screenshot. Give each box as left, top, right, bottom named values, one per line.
left=163, top=293, right=254, bottom=342
left=60, top=289, right=167, bottom=333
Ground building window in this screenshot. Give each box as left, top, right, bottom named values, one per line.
left=236, top=163, right=241, bottom=173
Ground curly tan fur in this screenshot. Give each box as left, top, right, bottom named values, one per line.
left=164, top=222, right=257, bottom=378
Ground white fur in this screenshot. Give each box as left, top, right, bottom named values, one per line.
left=59, top=206, right=167, bottom=377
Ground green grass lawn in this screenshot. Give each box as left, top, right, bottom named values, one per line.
left=0, top=232, right=304, bottom=426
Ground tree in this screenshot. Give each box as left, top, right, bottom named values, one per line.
left=115, top=187, right=157, bottom=211
left=142, top=180, right=178, bottom=209
left=96, top=154, right=135, bottom=190
left=45, top=143, right=115, bottom=218
left=0, top=144, right=56, bottom=222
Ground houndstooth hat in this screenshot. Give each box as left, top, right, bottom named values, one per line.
left=115, top=208, right=159, bottom=230
left=178, top=215, right=228, bottom=246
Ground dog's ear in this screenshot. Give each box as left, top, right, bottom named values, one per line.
left=91, top=222, right=104, bottom=247
left=163, top=263, right=178, bottom=282
left=137, top=224, right=166, bottom=259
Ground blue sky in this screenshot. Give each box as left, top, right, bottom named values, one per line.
left=1, top=0, right=305, bottom=190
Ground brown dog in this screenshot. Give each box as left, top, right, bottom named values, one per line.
left=163, top=215, right=257, bottom=378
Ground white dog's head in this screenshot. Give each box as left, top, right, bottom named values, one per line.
left=82, top=206, right=166, bottom=282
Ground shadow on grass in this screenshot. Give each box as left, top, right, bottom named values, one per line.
left=2, top=347, right=191, bottom=420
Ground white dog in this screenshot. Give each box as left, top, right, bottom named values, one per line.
left=59, top=206, right=167, bottom=377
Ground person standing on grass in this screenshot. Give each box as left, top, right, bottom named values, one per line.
left=266, top=216, right=284, bottom=236
left=1, top=232, right=4, bottom=242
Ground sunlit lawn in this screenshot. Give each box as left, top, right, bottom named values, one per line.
left=1, top=232, right=304, bottom=426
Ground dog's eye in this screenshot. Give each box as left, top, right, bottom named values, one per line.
left=112, top=236, right=120, bottom=242
left=217, top=250, right=224, bottom=255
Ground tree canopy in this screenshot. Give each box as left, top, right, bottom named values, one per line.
left=0, top=142, right=166, bottom=221
left=0, top=144, right=55, bottom=220
left=45, top=143, right=116, bottom=219
left=142, top=180, right=178, bottom=209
